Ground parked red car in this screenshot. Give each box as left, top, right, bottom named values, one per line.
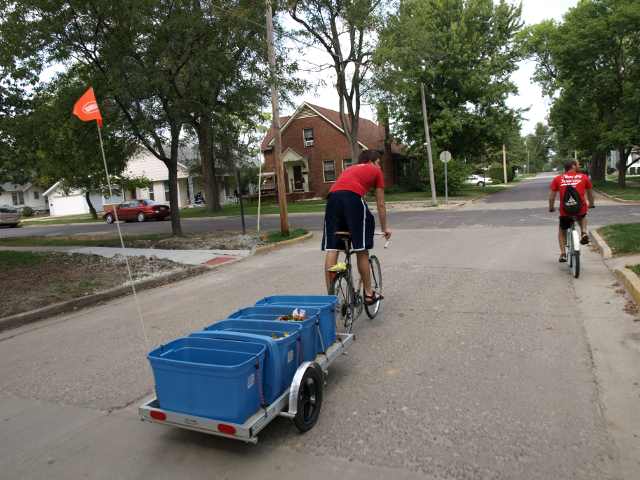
left=103, top=200, right=171, bottom=223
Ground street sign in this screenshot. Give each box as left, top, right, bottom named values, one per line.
left=439, top=151, right=452, bottom=163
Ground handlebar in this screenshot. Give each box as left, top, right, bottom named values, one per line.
left=374, top=231, right=391, bottom=249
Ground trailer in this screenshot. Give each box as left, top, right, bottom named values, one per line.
left=139, top=332, right=353, bottom=443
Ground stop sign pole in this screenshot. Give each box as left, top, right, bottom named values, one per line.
left=439, top=150, right=452, bottom=204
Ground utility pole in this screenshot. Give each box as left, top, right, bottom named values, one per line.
left=420, top=83, right=437, bottom=206
left=525, top=139, right=530, bottom=173
left=265, top=0, right=289, bottom=235
left=502, top=144, right=508, bottom=183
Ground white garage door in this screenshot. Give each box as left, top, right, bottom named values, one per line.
left=50, top=195, right=89, bottom=217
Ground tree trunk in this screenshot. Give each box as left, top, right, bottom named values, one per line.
left=196, top=118, right=220, bottom=212
left=617, top=145, right=627, bottom=187
left=589, top=151, right=606, bottom=182
left=208, top=130, right=222, bottom=210
left=85, top=191, right=97, bottom=219
left=167, top=127, right=183, bottom=236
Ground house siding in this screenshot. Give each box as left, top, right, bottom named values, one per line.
left=263, top=110, right=395, bottom=198
left=0, top=184, right=48, bottom=211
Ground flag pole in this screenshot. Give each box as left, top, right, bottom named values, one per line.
left=96, top=123, right=149, bottom=348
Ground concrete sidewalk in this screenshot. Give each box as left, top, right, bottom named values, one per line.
left=0, top=245, right=250, bottom=266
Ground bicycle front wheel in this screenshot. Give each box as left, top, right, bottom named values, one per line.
left=364, top=255, right=383, bottom=319
left=329, top=273, right=356, bottom=333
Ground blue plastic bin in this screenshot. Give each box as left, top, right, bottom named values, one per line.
left=196, top=320, right=303, bottom=400
left=148, top=337, right=265, bottom=424
left=255, top=295, right=337, bottom=352
left=227, top=306, right=321, bottom=361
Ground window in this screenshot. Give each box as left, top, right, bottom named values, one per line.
left=147, top=184, right=155, bottom=201
left=33, top=191, right=40, bottom=200
left=163, top=181, right=170, bottom=201
left=11, top=191, right=24, bottom=205
left=342, top=158, right=353, bottom=170
left=323, top=160, right=336, bottom=182
left=303, top=128, right=314, bottom=147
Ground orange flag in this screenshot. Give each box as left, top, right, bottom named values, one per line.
left=72, top=87, right=103, bottom=128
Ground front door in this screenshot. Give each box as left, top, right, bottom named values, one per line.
left=293, top=165, right=304, bottom=191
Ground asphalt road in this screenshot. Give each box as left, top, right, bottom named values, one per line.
left=2, top=175, right=639, bottom=239
left=1, top=175, right=639, bottom=479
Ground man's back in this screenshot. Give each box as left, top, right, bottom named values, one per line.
left=550, top=171, right=592, bottom=217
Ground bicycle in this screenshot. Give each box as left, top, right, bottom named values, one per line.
left=565, top=217, right=582, bottom=278
left=327, top=231, right=389, bottom=333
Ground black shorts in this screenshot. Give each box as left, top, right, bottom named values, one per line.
left=559, top=214, right=586, bottom=230
left=322, top=190, right=375, bottom=251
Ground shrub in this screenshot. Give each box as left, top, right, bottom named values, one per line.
left=423, top=160, right=471, bottom=195
left=487, top=164, right=515, bottom=184
left=607, top=167, right=616, bottom=175
left=21, top=206, right=34, bottom=217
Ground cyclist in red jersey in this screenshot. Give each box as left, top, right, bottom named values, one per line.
left=322, top=150, right=392, bottom=305
left=548, top=160, right=595, bottom=263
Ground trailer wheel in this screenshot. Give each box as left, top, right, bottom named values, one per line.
left=293, top=365, right=324, bottom=433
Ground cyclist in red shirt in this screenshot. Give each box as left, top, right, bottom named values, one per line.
left=549, top=160, right=595, bottom=262
left=322, top=149, right=392, bottom=305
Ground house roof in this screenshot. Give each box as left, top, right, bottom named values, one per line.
left=260, top=102, right=402, bottom=154
left=43, top=181, right=62, bottom=197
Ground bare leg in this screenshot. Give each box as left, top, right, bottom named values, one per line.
left=324, top=251, right=339, bottom=291
left=578, top=217, right=588, bottom=236
left=356, top=251, right=372, bottom=296
left=558, top=228, right=567, bottom=256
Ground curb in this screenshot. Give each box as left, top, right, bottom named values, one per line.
left=0, top=265, right=214, bottom=333
left=254, top=232, right=314, bottom=255
left=614, top=268, right=640, bottom=306
left=591, top=229, right=613, bottom=259
left=594, top=188, right=640, bottom=205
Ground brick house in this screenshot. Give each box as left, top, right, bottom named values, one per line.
left=260, top=102, right=403, bottom=199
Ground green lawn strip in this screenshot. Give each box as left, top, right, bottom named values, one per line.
left=22, top=214, right=100, bottom=225
left=263, top=228, right=308, bottom=244
left=0, top=234, right=168, bottom=248
left=627, top=264, right=640, bottom=276
left=598, top=223, right=640, bottom=255
left=594, top=180, right=640, bottom=201
left=0, top=250, right=47, bottom=267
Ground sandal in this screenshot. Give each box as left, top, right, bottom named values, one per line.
left=364, top=291, right=384, bottom=306
left=559, top=254, right=567, bottom=263
left=580, top=234, right=590, bottom=245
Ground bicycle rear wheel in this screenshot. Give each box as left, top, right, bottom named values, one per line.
left=329, top=273, right=356, bottom=333
left=364, top=255, right=383, bottom=319
left=572, top=251, right=580, bottom=278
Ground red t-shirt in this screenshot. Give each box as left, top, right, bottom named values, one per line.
left=330, top=163, right=385, bottom=197
left=550, top=172, right=593, bottom=216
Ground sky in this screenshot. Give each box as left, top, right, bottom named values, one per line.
left=286, top=0, right=578, bottom=135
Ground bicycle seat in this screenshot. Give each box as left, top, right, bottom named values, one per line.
left=335, top=231, right=351, bottom=238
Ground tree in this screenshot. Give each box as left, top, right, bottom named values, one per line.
left=288, top=0, right=382, bottom=162
left=20, top=70, right=137, bottom=218
left=374, top=0, right=524, bottom=166
left=523, top=0, right=640, bottom=185
left=524, top=122, right=555, bottom=173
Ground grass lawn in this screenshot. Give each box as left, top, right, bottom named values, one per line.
left=0, top=234, right=168, bottom=248
left=180, top=199, right=327, bottom=218
left=594, top=180, right=640, bottom=201
left=628, top=265, right=640, bottom=276
left=0, top=229, right=309, bottom=249
left=263, top=228, right=308, bottom=244
left=21, top=214, right=101, bottom=225
left=598, top=223, right=640, bottom=255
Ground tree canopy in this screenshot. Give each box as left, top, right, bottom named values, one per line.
left=374, top=0, right=524, bottom=164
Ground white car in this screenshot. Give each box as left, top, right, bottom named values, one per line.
left=465, top=174, right=493, bottom=187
